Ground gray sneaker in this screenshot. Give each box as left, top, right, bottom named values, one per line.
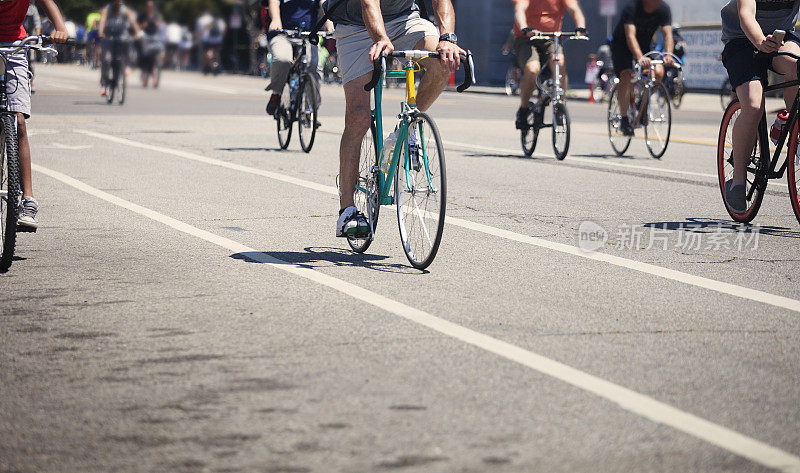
left=724, top=181, right=747, bottom=213
left=336, top=206, right=369, bottom=238
left=18, top=196, right=39, bottom=230
left=408, top=129, right=422, bottom=171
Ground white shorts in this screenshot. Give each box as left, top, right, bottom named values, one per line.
left=335, top=12, right=438, bottom=84
left=0, top=45, right=31, bottom=118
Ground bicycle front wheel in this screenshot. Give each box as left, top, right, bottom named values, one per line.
left=298, top=78, right=318, bottom=153
left=276, top=85, right=293, bottom=150
left=717, top=100, right=767, bottom=223
left=118, top=69, right=126, bottom=105
left=552, top=102, right=570, bottom=160
left=1, top=114, right=20, bottom=271
left=396, top=112, right=446, bottom=270
left=785, top=119, right=800, bottom=226
left=608, top=85, right=632, bottom=156
left=348, top=122, right=380, bottom=253
left=644, top=82, right=671, bottom=159
left=521, top=102, right=539, bottom=157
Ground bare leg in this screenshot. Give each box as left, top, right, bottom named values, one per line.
left=339, top=73, right=373, bottom=210
left=731, top=81, right=764, bottom=187
left=414, top=36, right=449, bottom=112
left=17, top=114, right=33, bottom=198
left=772, top=40, right=800, bottom=109
left=519, top=60, right=540, bottom=109
left=618, top=69, right=634, bottom=116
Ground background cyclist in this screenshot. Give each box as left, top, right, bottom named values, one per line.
left=264, top=0, right=333, bottom=117
left=137, top=0, right=164, bottom=88
left=720, top=0, right=800, bottom=212
left=98, top=0, right=141, bottom=96
left=1, top=0, right=69, bottom=229
left=609, top=0, right=674, bottom=136
left=325, top=0, right=464, bottom=238
left=511, top=0, right=587, bottom=131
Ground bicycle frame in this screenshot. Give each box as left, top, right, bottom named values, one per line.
left=755, top=77, right=800, bottom=182
left=364, top=57, right=419, bottom=207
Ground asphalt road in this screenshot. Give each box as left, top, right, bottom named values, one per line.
left=1, top=64, right=799, bottom=473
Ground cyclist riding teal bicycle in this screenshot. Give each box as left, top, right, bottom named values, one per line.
left=720, top=0, right=800, bottom=213
left=511, top=0, right=586, bottom=130
left=610, top=0, right=674, bottom=137
left=0, top=0, right=69, bottom=230
left=324, top=0, right=464, bottom=238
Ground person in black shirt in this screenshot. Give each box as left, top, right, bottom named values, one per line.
left=137, top=0, right=163, bottom=87
left=610, top=0, right=674, bottom=136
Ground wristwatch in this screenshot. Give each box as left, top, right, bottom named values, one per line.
left=439, top=33, right=458, bottom=45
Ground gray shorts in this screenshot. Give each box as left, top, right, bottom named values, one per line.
left=335, top=12, right=439, bottom=84
left=0, top=45, right=31, bottom=118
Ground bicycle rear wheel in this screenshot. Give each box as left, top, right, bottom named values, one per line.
left=717, top=100, right=767, bottom=223
left=552, top=102, right=570, bottom=160
left=521, top=102, right=539, bottom=157
left=276, top=85, right=293, bottom=150
left=1, top=114, right=20, bottom=271
left=396, top=112, right=446, bottom=270
left=298, top=78, right=318, bottom=153
left=644, top=82, right=671, bottom=159
left=608, top=85, right=632, bottom=156
left=785, top=119, right=800, bottom=226
left=348, top=122, right=380, bottom=253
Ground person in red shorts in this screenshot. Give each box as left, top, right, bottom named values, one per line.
left=0, top=0, right=69, bottom=229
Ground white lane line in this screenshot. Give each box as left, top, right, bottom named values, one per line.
left=75, top=128, right=800, bottom=315
left=33, top=162, right=800, bottom=473
left=440, top=139, right=719, bottom=179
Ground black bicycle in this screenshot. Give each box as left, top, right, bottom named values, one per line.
left=718, top=50, right=800, bottom=225
left=105, top=38, right=129, bottom=105
left=0, top=36, right=59, bottom=271
left=271, top=29, right=324, bottom=153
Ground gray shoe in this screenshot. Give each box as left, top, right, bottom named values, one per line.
left=18, top=196, right=39, bottom=229
left=724, top=181, right=747, bottom=213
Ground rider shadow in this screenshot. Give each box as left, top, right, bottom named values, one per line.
left=216, top=147, right=298, bottom=153
left=642, top=217, right=800, bottom=239
left=573, top=153, right=639, bottom=160
left=462, top=152, right=542, bottom=160
left=230, top=247, right=428, bottom=274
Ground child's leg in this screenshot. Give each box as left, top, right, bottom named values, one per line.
left=17, top=113, right=33, bottom=198
left=731, top=81, right=765, bottom=186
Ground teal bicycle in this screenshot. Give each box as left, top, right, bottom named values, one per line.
left=346, top=50, right=474, bottom=269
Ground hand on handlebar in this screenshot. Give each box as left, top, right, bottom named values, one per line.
left=758, top=34, right=783, bottom=54
left=663, top=54, right=674, bottom=66
left=638, top=56, right=652, bottom=69
left=268, top=19, right=282, bottom=32
left=51, top=30, right=70, bottom=44
left=437, top=40, right=465, bottom=72
left=524, top=28, right=542, bottom=38
left=369, top=37, right=394, bottom=62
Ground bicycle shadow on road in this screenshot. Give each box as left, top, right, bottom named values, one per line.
left=642, top=218, right=800, bottom=240
left=573, top=153, right=643, bottom=160
left=216, top=147, right=295, bottom=153
left=230, top=247, right=427, bottom=274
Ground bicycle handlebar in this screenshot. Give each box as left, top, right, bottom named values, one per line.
left=0, top=35, right=75, bottom=56
left=364, top=50, right=475, bottom=93
left=528, top=32, right=589, bottom=40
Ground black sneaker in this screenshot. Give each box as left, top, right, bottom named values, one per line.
left=620, top=116, right=634, bottom=136
left=266, top=93, right=280, bottom=116
left=515, top=106, right=530, bottom=130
